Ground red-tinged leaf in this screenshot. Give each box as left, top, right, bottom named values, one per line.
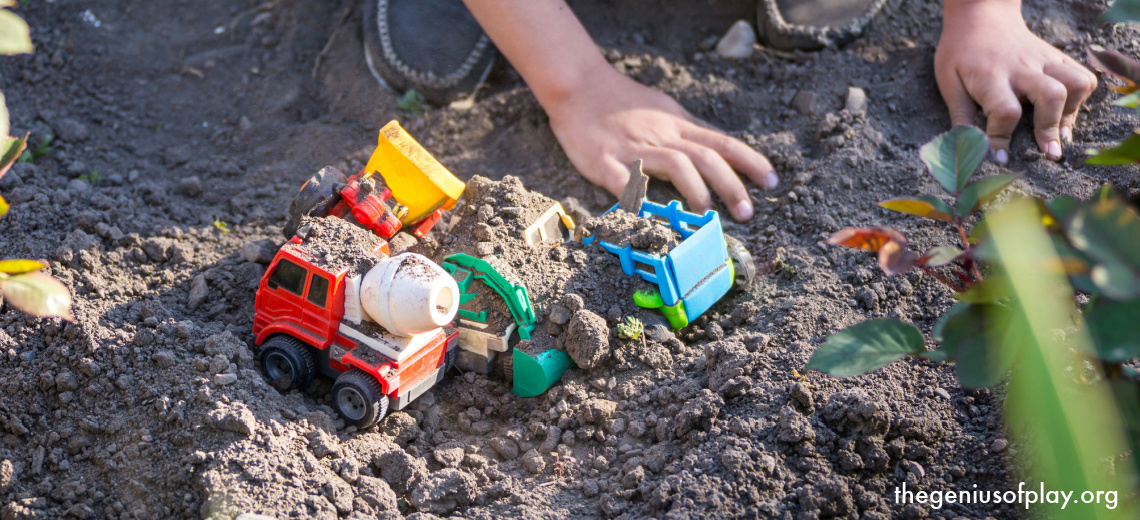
left=0, top=133, right=27, bottom=180
left=878, top=240, right=919, bottom=276
left=0, top=259, right=45, bottom=274
left=0, top=271, right=73, bottom=321
left=877, top=196, right=954, bottom=222
left=921, top=246, right=962, bottom=268
left=828, top=226, right=907, bottom=253
left=1088, top=48, right=1140, bottom=94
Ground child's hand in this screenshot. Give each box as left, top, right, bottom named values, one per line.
left=935, top=0, right=1096, bottom=164
left=543, top=61, right=777, bottom=221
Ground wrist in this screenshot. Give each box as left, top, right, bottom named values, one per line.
left=530, top=54, right=617, bottom=118
left=942, top=0, right=1024, bottom=30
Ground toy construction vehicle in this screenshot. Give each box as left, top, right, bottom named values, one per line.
left=586, top=161, right=756, bottom=329
left=253, top=222, right=461, bottom=428
left=283, top=120, right=466, bottom=241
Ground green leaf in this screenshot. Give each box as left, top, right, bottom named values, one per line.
left=1086, top=132, right=1140, bottom=165
left=805, top=318, right=925, bottom=377
left=1066, top=196, right=1140, bottom=299
left=1091, top=262, right=1140, bottom=300
left=923, top=245, right=962, bottom=267
left=1043, top=196, right=1079, bottom=227
left=0, top=259, right=44, bottom=274
left=1116, top=91, right=1140, bottom=109
left=0, top=271, right=73, bottom=320
left=1086, top=298, right=1140, bottom=362
left=0, top=9, right=32, bottom=55
left=956, top=174, right=1019, bottom=218
left=877, top=196, right=955, bottom=222
left=918, top=349, right=953, bottom=362
left=0, top=134, right=28, bottom=180
left=397, top=89, right=427, bottom=116
left=955, top=275, right=1012, bottom=303
left=920, top=125, right=989, bottom=194
left=941, top=303, right=1022, bottom=388
left=933, top=301, right=971, bottom=343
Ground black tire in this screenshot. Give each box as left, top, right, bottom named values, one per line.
left=445, top=346, right=456, bottom=373
left=332, top=369, right=389, bottom=428
left=259, top=335, right=316, bottom=391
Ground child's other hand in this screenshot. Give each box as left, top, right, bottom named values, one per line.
left=935, top=0, right=1096, bottom=164
left=544, top=61, right=778, bottom=222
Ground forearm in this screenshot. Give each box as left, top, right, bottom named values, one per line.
left=461, top=0, right=613, bottom=110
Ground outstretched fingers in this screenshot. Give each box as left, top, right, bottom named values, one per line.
left=683, top=126, right=778, bottom=189
left=672, top=140, right=753, bottom=221
left=639, top=148, right=712, bottom=214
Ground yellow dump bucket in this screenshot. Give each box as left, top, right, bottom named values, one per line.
left=362, top=121, right=465, bottom=225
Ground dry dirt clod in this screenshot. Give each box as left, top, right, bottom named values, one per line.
left=566, top=309, right=611, bottom=369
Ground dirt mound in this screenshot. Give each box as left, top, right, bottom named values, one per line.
left=0, top=0, right=1131, bottom=518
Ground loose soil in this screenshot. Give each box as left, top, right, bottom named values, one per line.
left=0, top=0, right=1137, bottom=519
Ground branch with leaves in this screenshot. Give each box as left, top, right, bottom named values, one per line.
left=0, top=2, right=73, bottom=321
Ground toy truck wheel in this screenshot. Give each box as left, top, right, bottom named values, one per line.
left=725, top=235, right=756, bottom=289
left=259, top=336, right=316, bottom=391
left=495, top=348, right=513, bottom=382
left=332, top=369, right=388, bottom=428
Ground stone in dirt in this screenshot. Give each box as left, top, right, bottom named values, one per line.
left=206, top=403, right=256, bottom=435
left=565, top=309, right=611, bottom=369
left=845, top=86, right=867, bottom=114
left=715, top=20, right=756, bottom=59
left=578, top=398, right=617, bottom=424
left=408, top=468, right=476, bottom=514
left=0, top=459, right=12, bottom=491
left=188, top=274, right=208, bottom=310
left=240, top=238, right=279, bottom=264
left=674, top=389, right=723, bottom=437
left=521, top=449, right=545, bottom=475
left=355, top=475, right=398, bottom=513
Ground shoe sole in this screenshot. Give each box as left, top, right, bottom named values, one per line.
left=756, top=0, right=888, bottom=51
left=362, top=0, right=497, bottom=105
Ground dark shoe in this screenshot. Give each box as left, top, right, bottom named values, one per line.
left=363, top=0, right=498, bottom=106
left=756, top=0, right=888, bottom=50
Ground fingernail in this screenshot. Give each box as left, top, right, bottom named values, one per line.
left=735, top=199, right=754, bottom=221
left=765, top=171, right=779, bottom=189
left=1061, top=126, right=1073, bottom=143
left=1047, top=140, right=1062, bottom=160
left=994, top=149, right=1009, bottom=165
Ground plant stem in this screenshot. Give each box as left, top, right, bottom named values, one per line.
left=956, top=222, right=984, bottom=282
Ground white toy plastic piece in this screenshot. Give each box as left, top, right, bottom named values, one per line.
left=343, top=274, right=365, bottom=325
left=360, top=253, right=459, bottom=336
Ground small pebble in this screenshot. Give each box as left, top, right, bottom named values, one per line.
left=990, top=438, right=1008, bottom=453
left=715, top=20, right=756, bottom=59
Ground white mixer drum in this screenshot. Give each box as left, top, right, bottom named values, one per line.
left=360, top=253, right=459, bottom=336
